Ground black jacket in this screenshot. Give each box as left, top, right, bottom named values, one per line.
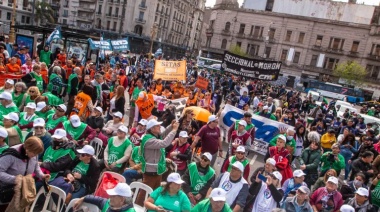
left=351, top=145, right=379, bottom=161
left=64, top=157, right=101, bottom=194
left=40, top=142, right=76, bottom=174
left=111, top=97, right=125, bottom=115
left=86, top=116, right=105, bottom=131
left=350, top=158, right=374, bottom=183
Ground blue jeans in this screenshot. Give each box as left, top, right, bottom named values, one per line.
left=72, top=185, right=86, bottom=199
left=122, top=169, right=142, bottom=184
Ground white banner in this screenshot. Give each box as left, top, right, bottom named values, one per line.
left=218, top=104, right=294, bottom=155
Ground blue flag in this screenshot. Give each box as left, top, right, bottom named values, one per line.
left=99, top=33, right=105, bottom=61
left=46, top=26, right=62, bottom=45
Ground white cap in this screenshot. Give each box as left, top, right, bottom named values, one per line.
left=298, top=186, right=311, bottom=195
left=167, top=173, right=184, bottom=184
left=272, top=171, right=283, bottom=182
left=238, top=120, right=247, bottom=127
left=236, top=146, right=245, bottom=153
left=3, top=112, right=19, bottom=122
left=266, top=158, right=276, bottom=166
left=355, top=187, right=369, bottom=197
left=57, top=104, right=67, bottom=112
left=77, top=145, right=95, bottom=155
left=138, top=119, right=148, bottom=126
left=106, top=183, right=132, bottom=197
left=232, top=161, right=244, bottom=173
left=52, top=129, right=67, bottom=139
left=0, top=92, right=12, bottom=101
left=146, top=119, right=163, bottom=130
left=293, top=169, right=306, bottom=178
left=209, top=188, right=226, bottom=201
left=138, top=91, right=147, bottom=99
left=340, top=205, right=355, bottom=212
left=118, top=125, right=129, bottom=134
left=278, top=134, right=286, bottom=141
left=6, top=79, right=14, bottom=85
left=327, top=176, right=339, bottom=185
left=179, top=131, right=189, bottom=138
left=25, top=102, right=36, bottom=109
left=263, top=105, right=269, bottom=110
left=0, top=127, right=8, bottom=138
left=202, top=152, right=212, bottom=161
left=35, top=102, right=47, bottom=112
left=70, top=115, right=81, bottom=128
left=95, top=106, right=103, bottom=113
left=113, top=111, right=123, bottom=119
left=207, top=115, right=218, bottom=124
left=33, top=118, right=45, bottom=127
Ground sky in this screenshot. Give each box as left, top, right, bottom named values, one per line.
left=205, top=0, right=380, bottom=7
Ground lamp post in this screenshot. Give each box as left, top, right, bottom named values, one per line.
left=148, top=23, right=158, bottom=60
left=31, top=0, right=36, bottom=26
left=8, top=0, right=17, bottom=43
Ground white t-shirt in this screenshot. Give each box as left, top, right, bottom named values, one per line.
left=252, top=182, right=280, bottom=212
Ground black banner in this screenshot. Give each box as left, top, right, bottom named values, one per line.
left=221, top=51, right=281, bottom=81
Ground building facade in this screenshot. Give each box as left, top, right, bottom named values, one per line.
left=0, top=0, right=33, bottom=35
left=202, top=0, right=380, bottom=98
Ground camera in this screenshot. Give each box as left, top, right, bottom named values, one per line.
left=327, top=153, right=336, bottom=162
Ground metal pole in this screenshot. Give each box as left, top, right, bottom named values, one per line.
left=148, top=24, right=157, bottom=60
left=8, top=0, right=17, bottom=43
left=31, top=0, right=35, bottom=26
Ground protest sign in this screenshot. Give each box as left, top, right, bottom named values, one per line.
left=154, top=60, right=186, bottom=81
left=195, top=76, right=209, bottom=90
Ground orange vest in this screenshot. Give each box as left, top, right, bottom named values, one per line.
left=6, top=63, right=21, bottom=73
left=186, top=96, right=198, bottom=106
left=71, top=92, right=92, bottom=120
left=135, top=94, right=155, bottom=119
left=63, top=65, right=75, bottom=79
left=57, top=54, right=67, bottom=65
left=41, top=68, right=48, bottom=84
left=173, top=86, right=184, bottom=95
left=119, top=75, right=127, bottom=89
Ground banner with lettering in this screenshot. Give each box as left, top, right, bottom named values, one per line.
left=218, top=104, right=293, bottom=155
left=153, top=60, right=187, bottom=81
left=88, top=38, right=113, bottom=51
left=195, top=76, right=209, bottom=90
left=221, top=51, right=281, bottom=81
left=111, top=38, right=130, bottom=51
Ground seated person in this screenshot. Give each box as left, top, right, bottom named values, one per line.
left=3, top=112, right=23, bottom=147
left=129, top=119, right=147, bottom=146
left=62, top=115, right=96, bottom=147
left=102, top=112, right=124, bottom=137
left=18, top=102, right=38, bottom=132
left=122, top=146, right=143, bottom=184
left=45, top=104, right=68, bottom=134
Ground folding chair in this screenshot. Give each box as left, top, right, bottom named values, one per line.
left=90, top=138, right=103, bottom=159
left=29, top=186, right=66, bottom=212
left=65, top=198, right=100, bottom=212
left=130, top=182, right=153, bottom=212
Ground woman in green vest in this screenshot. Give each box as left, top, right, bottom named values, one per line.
left=24, top=86, right=41, bottom=105
left=182, top=152, right=216, bottom=205
left=0, top=91, right=20, bottom=125
left=99, top=125, right=132, bottom=173
left=191, top=188, right=232, bottom=212
left=45, top=104, right=68, bottom=133
left=21, top=63, right=44, bottom=93
left=19, top=102, right=38, bottom=132
left=3, top=112, right=23, bottom=147
left=35, top=101, right=55, bottom=120
left=12, top=82, right=27, bottom=111
left=47, top=66, right=67, bottom=97
left=73, top=183, right=136, bottom=212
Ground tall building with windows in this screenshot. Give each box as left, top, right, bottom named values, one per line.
left=0, top=0, right=33, bottom=34
left=202, top=0, right=380, bottom=98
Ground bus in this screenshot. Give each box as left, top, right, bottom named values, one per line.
left=303, top=80, right=364, bottom=103
left=197, top=57, right=222, bottom=70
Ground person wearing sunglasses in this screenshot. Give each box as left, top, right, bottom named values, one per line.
left=176, top=109, right=199, bottom=144
left=45, top=104, right=68, bottom=134
left=18, top=102, right=37, bottom=132
left=24, top=86, right=41, bottom=105
left=182, top=152, right=215, bottom=205
left=198, top=92, right=215, bottom=113
left=222, top=146, right=250, bottom=181
left=24, top=118, right=52, bottom=159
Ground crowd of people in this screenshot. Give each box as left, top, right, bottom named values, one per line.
left=0, top=37, right=380, bottom=212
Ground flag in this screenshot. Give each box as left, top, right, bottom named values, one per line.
left=154, top=48, right=163, bottom=59
left=46, top=26, right=62, bottom=45
left=99, top=33, right=105, bottom=61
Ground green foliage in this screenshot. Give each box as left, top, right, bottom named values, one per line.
left=229, top=45, right=248, bottom=57
left=333, top=61, right=367, bottom=86
left=29, top=1, right=55, bottom=24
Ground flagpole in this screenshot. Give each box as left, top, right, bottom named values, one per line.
left=8, top=0, right=17, bottom=43
left=148, top=23, right=158, bottom=60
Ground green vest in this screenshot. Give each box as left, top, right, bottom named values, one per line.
left=47, top=73, right=62, bottom=93
left=191, top=199, right=232, bottom=212
left=35, top=109, right=55, bottom=120
left=42, top=92, right=63, bottom=106
left=67, top=73, right=78, bottom=94
left=12, top=92, right=25, bottom=108
left=72, top=161, right=89, bottom=175
left=188, top=162, right=215, bottom=195
left=63, top=120, right=87, bottom=140
left=18, top=112, right=37, bottom=131
left=5, top=125, right=23, bottom=145
left=140, top=134, right=166, bottom=175
left=43, top=146, right=76, bottom=180
left=227, top=156, right=249, bottom=172
left=40, top=50, right=51, bottom=65
left=30, top=72, right=43, bottom=92
left=45, top=114, right=67, bottom=131
left=0, top=144, right=9, bottom=154
left=234, top=120, right=255, bottom=131
left=131, top=146, right=140, bottom=164
left=101, top=200, right=136, bottom=212
left=107, top=137, right=132, bottom=168
left=25, top=95, right=34, bottom=105
left=0, top=104, right=19, bottom=123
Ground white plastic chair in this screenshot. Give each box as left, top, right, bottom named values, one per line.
left=90, top=138, right=103, bottom=159
left=129, top=182, right=153, bottom=212
left=65, top=198, right=100, bottom=212
left=29, top=185, right=66, bottom=212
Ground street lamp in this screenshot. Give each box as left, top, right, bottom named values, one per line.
left=148, top=23, right=158, bottom=60
left=8, top=0, right=17, bottom=43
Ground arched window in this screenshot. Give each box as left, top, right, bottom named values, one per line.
left=134, top=25, right=143, bottom=36
left=221, top=39, right=227, bottom=49
left=225, top=22, right=231, bottom=31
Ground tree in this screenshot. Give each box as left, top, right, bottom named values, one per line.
left=29, top=1, right=55, bottom=25
left=229, top=45, right=248, bottom=57
left=333, top=61, right=367, bottom=86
